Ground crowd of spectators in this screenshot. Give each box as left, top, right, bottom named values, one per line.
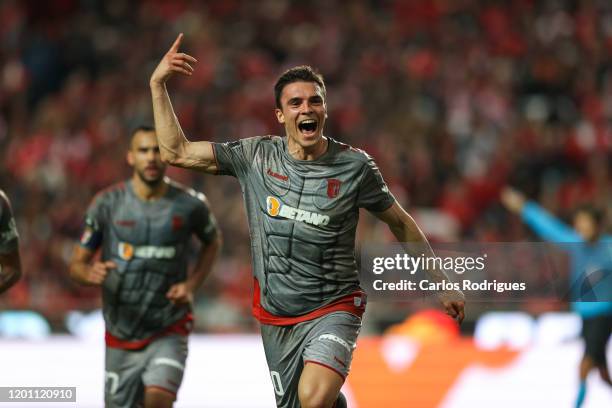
left=0, top=0, right=610, bottom=333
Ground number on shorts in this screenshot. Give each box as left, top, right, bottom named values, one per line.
left=270, top=371, right=285, bottom=396
left=105, top=371, right=119, bottom=395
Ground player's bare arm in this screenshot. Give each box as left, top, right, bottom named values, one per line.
left=150, top=33, right=218, bottom=173
left=167, top=232, right=222, bottom=305
left=0, top=250, right=21, bottom=294
left=69, top=245, right=116, bottom=286
left=373, top=201, right=466, bottom=324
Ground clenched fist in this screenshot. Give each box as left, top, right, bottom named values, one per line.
left=439, top=289, right=466, bottom=324
left=166, top=282, right=194, bottom=305
left=85, top=261, right=116, bottom=286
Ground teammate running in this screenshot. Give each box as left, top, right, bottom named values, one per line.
left=0, top=189, right=21, bottom=294
left=69, top=126, right=221, bottom=408
left=150, top=34, right=465, bottom=408
left=501, top=187, right=612, bottom=408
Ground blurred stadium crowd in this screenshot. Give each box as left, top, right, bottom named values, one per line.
left=0, top=0, right=610, bottom=333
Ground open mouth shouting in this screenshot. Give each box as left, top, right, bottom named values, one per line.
left=297, top=118, right=318, bottom=138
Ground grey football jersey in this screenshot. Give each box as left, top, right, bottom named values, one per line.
left=80, top=178, right=217, bottom=341
left=0, top=190, right=19, bottom=255
left=213, top=136, right=395, bottom=317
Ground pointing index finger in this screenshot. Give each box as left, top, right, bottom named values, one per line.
left=170, top=33, right=184, bottom=53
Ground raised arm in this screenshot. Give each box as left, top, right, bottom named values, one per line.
left=149, top=33, right=218, bottom=174
left=373, top=201, right=466, bottom=324
left=500, top=187, right=581, bottom=243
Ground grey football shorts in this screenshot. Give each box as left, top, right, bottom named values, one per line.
left=260, top=311, right=362, bottom=408
left=104, top=334, right=188, bottom=408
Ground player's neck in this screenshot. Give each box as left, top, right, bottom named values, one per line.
left=131, top=176, right=168, bottom=201
left=287, top=136, right=328, bottom=161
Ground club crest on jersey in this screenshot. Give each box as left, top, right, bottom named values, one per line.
left=327, top=179, right=341, bottom=198
left=266, top=196, right=330, bottom=226
left=172, top=216, right=183, bottom=231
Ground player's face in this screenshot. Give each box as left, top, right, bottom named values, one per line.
left=127, top=131, right=166, bottom=185
left=275, top=81, right=327, bottom=149
left=573, top=211, right=598, bottom=241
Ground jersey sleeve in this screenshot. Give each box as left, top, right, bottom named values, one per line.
left=356, top=154, right=396, bottom=212
left=522, top=201, right=582, bottom=243
left=79, top=193, right=107, bottom=251
left=192, top=193, right=219, bottom=245
left=0, top=192, right=19, bottom=254
left=212, top=136, right=263, bottom=178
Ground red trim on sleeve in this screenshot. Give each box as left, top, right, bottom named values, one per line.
left=105, top=313, right=193, bottom=350
left=304, top=360, right=346, bottom=381
left=252, top=278, right=365, bottom=326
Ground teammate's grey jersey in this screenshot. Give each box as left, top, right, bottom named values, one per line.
left=214, top=136, right=394, bottom=317
left=80, top=178, right=217, bottom=341
left=0, top=190, right=19, bottom=255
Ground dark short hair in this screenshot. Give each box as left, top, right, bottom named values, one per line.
left=129, top=125, right=155, bottom=148
left=274, top=65, right=326, bottom=109
left=130, top=125, right=155, bottom=138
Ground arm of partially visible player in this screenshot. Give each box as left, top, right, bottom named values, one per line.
left=0, top=250, right=21, bottom=294
left=500, top=187, right=581, bottom=243
left=0, top=191, right=21, bottom=294
left=69, top=245, right=116, bottom=286
left=166, top=232, right=222, bottom=305
left=149, top=33, right=218, bottom=174
left=372, top=201, right=466, bottom=324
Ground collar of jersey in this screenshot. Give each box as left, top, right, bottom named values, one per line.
left=280, top=135, right=335, bottom=165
